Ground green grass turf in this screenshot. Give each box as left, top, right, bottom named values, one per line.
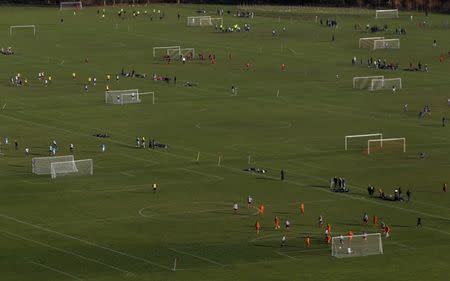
left=0, top=4, right=449, bottom=281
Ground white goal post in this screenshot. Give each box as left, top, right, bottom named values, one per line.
left=369, top=78, right=402, bottom=91
left=181, top=48, right=195, bottom=59
left=332, top=233, right=383, bottom=258
left=60, top=1, right=83, bottom=10
left=51, top=159, right=93, bottom=179
left=345, top=133, right=382, bottom=151
left=367, top=137, right=406, bottom=155
left=32, top=155, right=74, bottom=175
left=140, top=91, right=155, bottom=105
left=375, top=9, right=399, bottom=19
left=9, top=25, right=36, bottom=36
left=359, top=37, right=384, bottom=48
left=105, top=89, right=141, bottom=105
left=187, top=16, right=211, bottom=26
left=353, top=76, right=384, bottom=89
left=153, top=46, right=181, bottom=58
left=373, top=39, right=400, bottom=50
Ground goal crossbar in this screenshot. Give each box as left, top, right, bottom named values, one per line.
left=332, top=233, right=383, bottom=258
left=10, top=25, right=36, bottom=36
left=60, top=1, right=83, bottom=10
left=140, top=91, right=155, bottom=104
left=353, top=76, right=384, bottom=88
left=359, top=37, right=384, bottom=48
left=345, top=133, right=382, bottom=150
left=367, top=137, right=406, bottom=154
left=153, top=46, right=180, bottom=57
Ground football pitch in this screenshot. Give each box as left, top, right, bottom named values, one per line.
left=0, top=4, right=449, bottom=281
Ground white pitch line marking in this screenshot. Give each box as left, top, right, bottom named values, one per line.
left=180, top=168, right=224, bottom=180
left=168, top=248, right=227, bottom=267
left=29, top=261, right=83, bottom=281
left=287, top=48, right=297, bottom=55
left=119, top=171, right=135, bottom=177
left=0, top=214, right=172, bottom=271
left=275, top=251, right=301, bottom=260
left=0, top=229, right=132, bottom=275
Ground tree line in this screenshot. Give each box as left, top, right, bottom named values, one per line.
left=2, top=0, right=449, bottom=13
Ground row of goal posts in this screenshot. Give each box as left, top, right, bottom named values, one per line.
left=105, top=89, right=155, bottom=105
left=60, top=1, right=82, bottom=10
left=332, top=233, right=383, bottom=258
left=187, top=16, right=223, bottom=26
left=353, top=76, right=402, bottom=91
left=345, top=134, right=406, bottom=154
left=375, top=9, right=399, bottom=19
left=32, top=155, right=93, bottom=179
left=359, top=37, right=400, bottom=49
left=152, top=46, right=195, bottom=59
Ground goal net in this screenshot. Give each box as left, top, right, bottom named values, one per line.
left=332, top=233, right=383, bottom=258
left=51, top=159, right=93, bottom=179
left=345, top=133, right=382, bottom=151
left=60, top=1, right=83, bottom=10
left=369, top=78, right=402, bottom=91
left=373, top=39, right=400, bottom=50
left=353, top=76, right=384, bottom=89
left=153, top=46, right=181, bottom=59
left=367, top=137, right=406, bottom=155
left=181, top=48, right=195, bottom=59
left=375, top=9, right=399, bottom=19
left=211, top=18, right=223, bottom=26
left=187, top=16, right=211, bottom=26
left=105, top=89, right=141, bottom=105
left=359, top=37, right=384, bottom=48
left=32, top=155, right=74, bottom=175
left=9, top=25, right=36, bottom=36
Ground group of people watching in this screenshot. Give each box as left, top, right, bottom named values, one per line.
left=394, top=27, right=407, bottom=35
left=320, top=19, right=338, bottom=28
left=243, top=167, right=267, bottom=174
left=121, top=68, right=146, bottom=78
left=330, top=177, right=349, bottom=192
left=1, top=47, right=14, bottom=55
left=406, top=62, right=428, bottom=72
left=368, top=184, right=411, bottom=202
left=419, top=105, right=432, bottom=119
left=135, top=137, right=168, bottom=149
left=369, top=58, right=400, bottom=70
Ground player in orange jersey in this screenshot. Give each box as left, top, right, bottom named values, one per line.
left=300, top=202, right=305, bottom=215
left=326, top=234, right=331, bottom=244
left=274, top=216, right=281, bottom=230
left=305, top=234, right=311, bottom=248
left=373, top=215, right=379, bottom=226
left=258, top=204, right=265, bottom=216
left=347, top=230, right=353, bottom=241
left=384, top=225, right=390, bottom=238
left=255, top=220, right=261, bottom=234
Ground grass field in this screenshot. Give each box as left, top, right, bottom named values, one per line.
left=0, top=3, right=449, bottom=281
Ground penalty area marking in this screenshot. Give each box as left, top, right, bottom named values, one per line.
left=29, top=261, right=84, bottom=281
left=168, top=248, right=227, bottom=267
left=0, top=229, right=133, bottom=275
left=0, top=214, right=172, bottom=271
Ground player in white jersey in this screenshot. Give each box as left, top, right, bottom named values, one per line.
left=233, top=202, right=238, bottom=214
left=285, top=220, right=290, bottom=230
left=247, top=196, right=253, bottom=208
